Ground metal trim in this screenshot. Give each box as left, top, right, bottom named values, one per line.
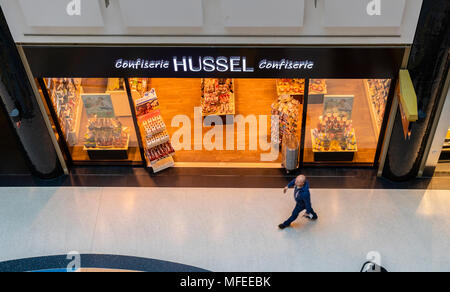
left=124, top=78, right=147, bottom=167
left=299, top=79, right=310, bottom=167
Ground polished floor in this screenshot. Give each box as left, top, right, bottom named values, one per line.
left=155, top=78, right=284, bottom=164
left=0, top=186, right=449, bottom=272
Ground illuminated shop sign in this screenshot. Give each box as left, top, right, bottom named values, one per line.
left=24, top=46, right=405, bottom=79
left=114, top=56, right=315, bottom=73
left=258, top=59, right=314, bottom=70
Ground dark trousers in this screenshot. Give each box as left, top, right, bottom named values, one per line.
left=283, top=200, right=316, bottom=226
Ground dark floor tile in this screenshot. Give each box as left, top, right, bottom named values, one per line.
left=0, top=167, right=449, bottom=190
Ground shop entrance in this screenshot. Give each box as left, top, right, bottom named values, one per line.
left=25, top=46, right=405, bottom=173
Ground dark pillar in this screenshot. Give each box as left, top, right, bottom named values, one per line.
left=383, top=0, right=450, bottom=181
left=0, top=8, right=63, bottom=179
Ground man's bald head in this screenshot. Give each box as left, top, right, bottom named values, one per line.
left=295, top=175, right=306, bottom=187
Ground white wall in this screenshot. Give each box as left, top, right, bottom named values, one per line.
left=0, top=0, right=423, bottom=45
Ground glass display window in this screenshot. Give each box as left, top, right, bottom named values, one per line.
left=36, top=77, right=392, bottom=169
left=39, top=78, right=143, bottom=165
left=304, top=79, right=391, bottom=165
left=126, top=78, right=306, bottom=167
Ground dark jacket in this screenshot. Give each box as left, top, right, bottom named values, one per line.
left=287, top=179, right=311, bottom=203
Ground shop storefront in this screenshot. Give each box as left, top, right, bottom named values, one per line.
left=1, top=0, right=432, bottom=179
left=23, top=46, right=405, bottom=173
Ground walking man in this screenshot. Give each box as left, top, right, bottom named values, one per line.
left=279, top=175, right=318, bottom=229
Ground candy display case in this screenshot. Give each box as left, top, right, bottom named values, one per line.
left=83, top=117, right=130, bottom=160
left=201, top=78, right=235, bottom=116
left=311, top=113, right=357, bottom=162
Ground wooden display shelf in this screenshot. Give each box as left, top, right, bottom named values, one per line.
left=52, top=84, right=84, bottom=146
left=66, top=86, right=84, bottom=145
left=363, top=79, right=382, bottom=137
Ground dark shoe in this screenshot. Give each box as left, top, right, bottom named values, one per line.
left=278, top=224, right=288, bottom=229
left=304, top=213, right=318, bottom=220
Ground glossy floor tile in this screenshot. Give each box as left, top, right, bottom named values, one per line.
left=0, top=187, right=449, bottom=271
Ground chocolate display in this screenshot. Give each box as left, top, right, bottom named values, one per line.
left=84, top=117, right=129, bottom=149
left=145, top=142, right=175, bottom=162
left=50, top=78, right=81, bottom=136
left=136, top=91, right=160, bottom=117
left=146, top=131, right=170, bottom=149
left=276, top=79, right=327, bottom=96
left=271, top=95, right=300, bottom=144
left=134, top=86, right=175, bottom=171
left=141, top=115, right=166, bottom=137
left=129, top=78, right=150, bottom=97
left=276, top=79, right=305, bottom=95
left=201, top=78, right=235, bottom=115
left=312, top=113, right=357, bottom=152
left=309, top=79, right=328, bottom=95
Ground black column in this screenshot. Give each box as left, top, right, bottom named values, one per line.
left=0, top=8, right=63, bottom=179
left=383, top=0, right=450, bottom=181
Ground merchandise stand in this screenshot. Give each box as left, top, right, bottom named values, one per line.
left=134, top=90, right=175, bottom=173
left=66, top=86, right=84, bottom=146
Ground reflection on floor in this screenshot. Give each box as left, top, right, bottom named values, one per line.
left=0, top=187, right=448, bottom=272
left=154, top=78, right=285, bottom=164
